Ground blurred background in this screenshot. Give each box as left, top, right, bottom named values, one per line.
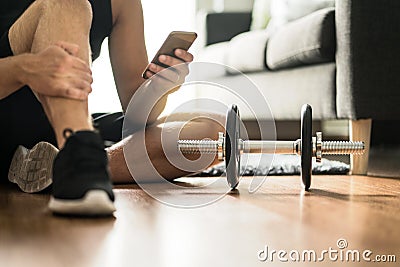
left=89, top=0, right=254, bottom=114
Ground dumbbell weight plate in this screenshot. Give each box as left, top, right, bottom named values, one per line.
left=301, top=104, right=312, bottom=190
left=225, top=104, right=241, bottom=189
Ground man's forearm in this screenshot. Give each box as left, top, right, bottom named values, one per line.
left=0, top=54, right=30, bottom=99
left=147, top=96, right=168, bottom=124
left=146, top=84, right=183, bottom=125
left=120, top=80, right=176, bottom=127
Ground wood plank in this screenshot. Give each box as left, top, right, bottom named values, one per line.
left=0, top=175, right=399, bottom=267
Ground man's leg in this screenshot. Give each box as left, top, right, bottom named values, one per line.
left=8, top=0, right=114, bottom=215
left=8, top=0, right=221, bottom=186
left=107, top=113, right=225, bottom=184
left=9, top=0, right=93, bottom=147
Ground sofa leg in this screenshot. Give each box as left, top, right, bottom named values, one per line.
left=349, top=119, right=372, bottom=175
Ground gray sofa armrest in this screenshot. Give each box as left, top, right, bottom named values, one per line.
left=205, top=12, right=252, bottom=46
left=336, top=0, right=400, bottom=120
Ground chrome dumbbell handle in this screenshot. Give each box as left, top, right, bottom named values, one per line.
left=177, top=139, right=294, bottom=156
left=178, top=132, right=365, bottom=160
left=177, top=132, right=225, bottom=159
left=240, top=140, right=295, bottom=154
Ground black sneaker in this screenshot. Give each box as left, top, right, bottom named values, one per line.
left=48, top=130, right=116, bottom=216
left=8, top=142, right=58, bottom=193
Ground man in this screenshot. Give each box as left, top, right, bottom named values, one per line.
left=0, top=0, right=222, bottom=216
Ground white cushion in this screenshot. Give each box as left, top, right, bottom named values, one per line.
left=225, top=30, right=270, bottom=73
left=268, top=0, right=335, bottom=32
left=250, top=0, right=272, bottom=30
left=197, top=42, right=228, bottom=64
left=196, top=42, right=229, bottom=77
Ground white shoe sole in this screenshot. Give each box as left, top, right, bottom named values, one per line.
left=48, top=190, right=116, bottom=216
left=8, top=142, right=58, bottom=193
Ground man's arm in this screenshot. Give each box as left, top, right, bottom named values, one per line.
left=0, top=54, right=27, bottom=99
left=0, top=42, right=92, bottom=100
left=109, top=0, right=194, bottom=116
left=108, top=0, right=148, bottom=112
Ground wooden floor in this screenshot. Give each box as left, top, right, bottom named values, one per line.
left=0, top=175, right=399, bottom=267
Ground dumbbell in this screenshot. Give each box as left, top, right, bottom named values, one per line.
left=178, top=104, right=365, bottom=190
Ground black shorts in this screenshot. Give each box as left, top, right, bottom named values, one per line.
left=0, top=31, right=123, bottom=181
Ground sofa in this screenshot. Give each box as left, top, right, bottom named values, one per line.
left=196, top=0, right=400, bottom=174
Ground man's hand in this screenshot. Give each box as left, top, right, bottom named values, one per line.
left=144, top=49, right=194, bottom=83
left=133, top=49, right=194, bottom=125
left=22, top=41, right=93, bottom=100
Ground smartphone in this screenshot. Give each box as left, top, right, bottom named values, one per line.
left=142, top=31, right=197, bottom=79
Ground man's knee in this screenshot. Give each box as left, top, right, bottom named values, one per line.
left=38, top=0, right=93, bottom=28
left=180, top=118, right=224, bottom=140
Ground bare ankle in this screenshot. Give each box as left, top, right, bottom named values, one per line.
left=56, top=126, right=94, bottom=148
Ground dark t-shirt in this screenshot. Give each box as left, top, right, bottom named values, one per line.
left=0, top=0, right=112, bottom=60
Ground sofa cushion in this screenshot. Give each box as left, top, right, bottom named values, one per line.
left=268, top=0, right=335, bottom=32
left=250, top=0, right=272, bottom=30
left=226, top=30, right=270, bottom=73
left=266, top=7, right=335, bottom=70
left=197, top=41, right=229, bottom=77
